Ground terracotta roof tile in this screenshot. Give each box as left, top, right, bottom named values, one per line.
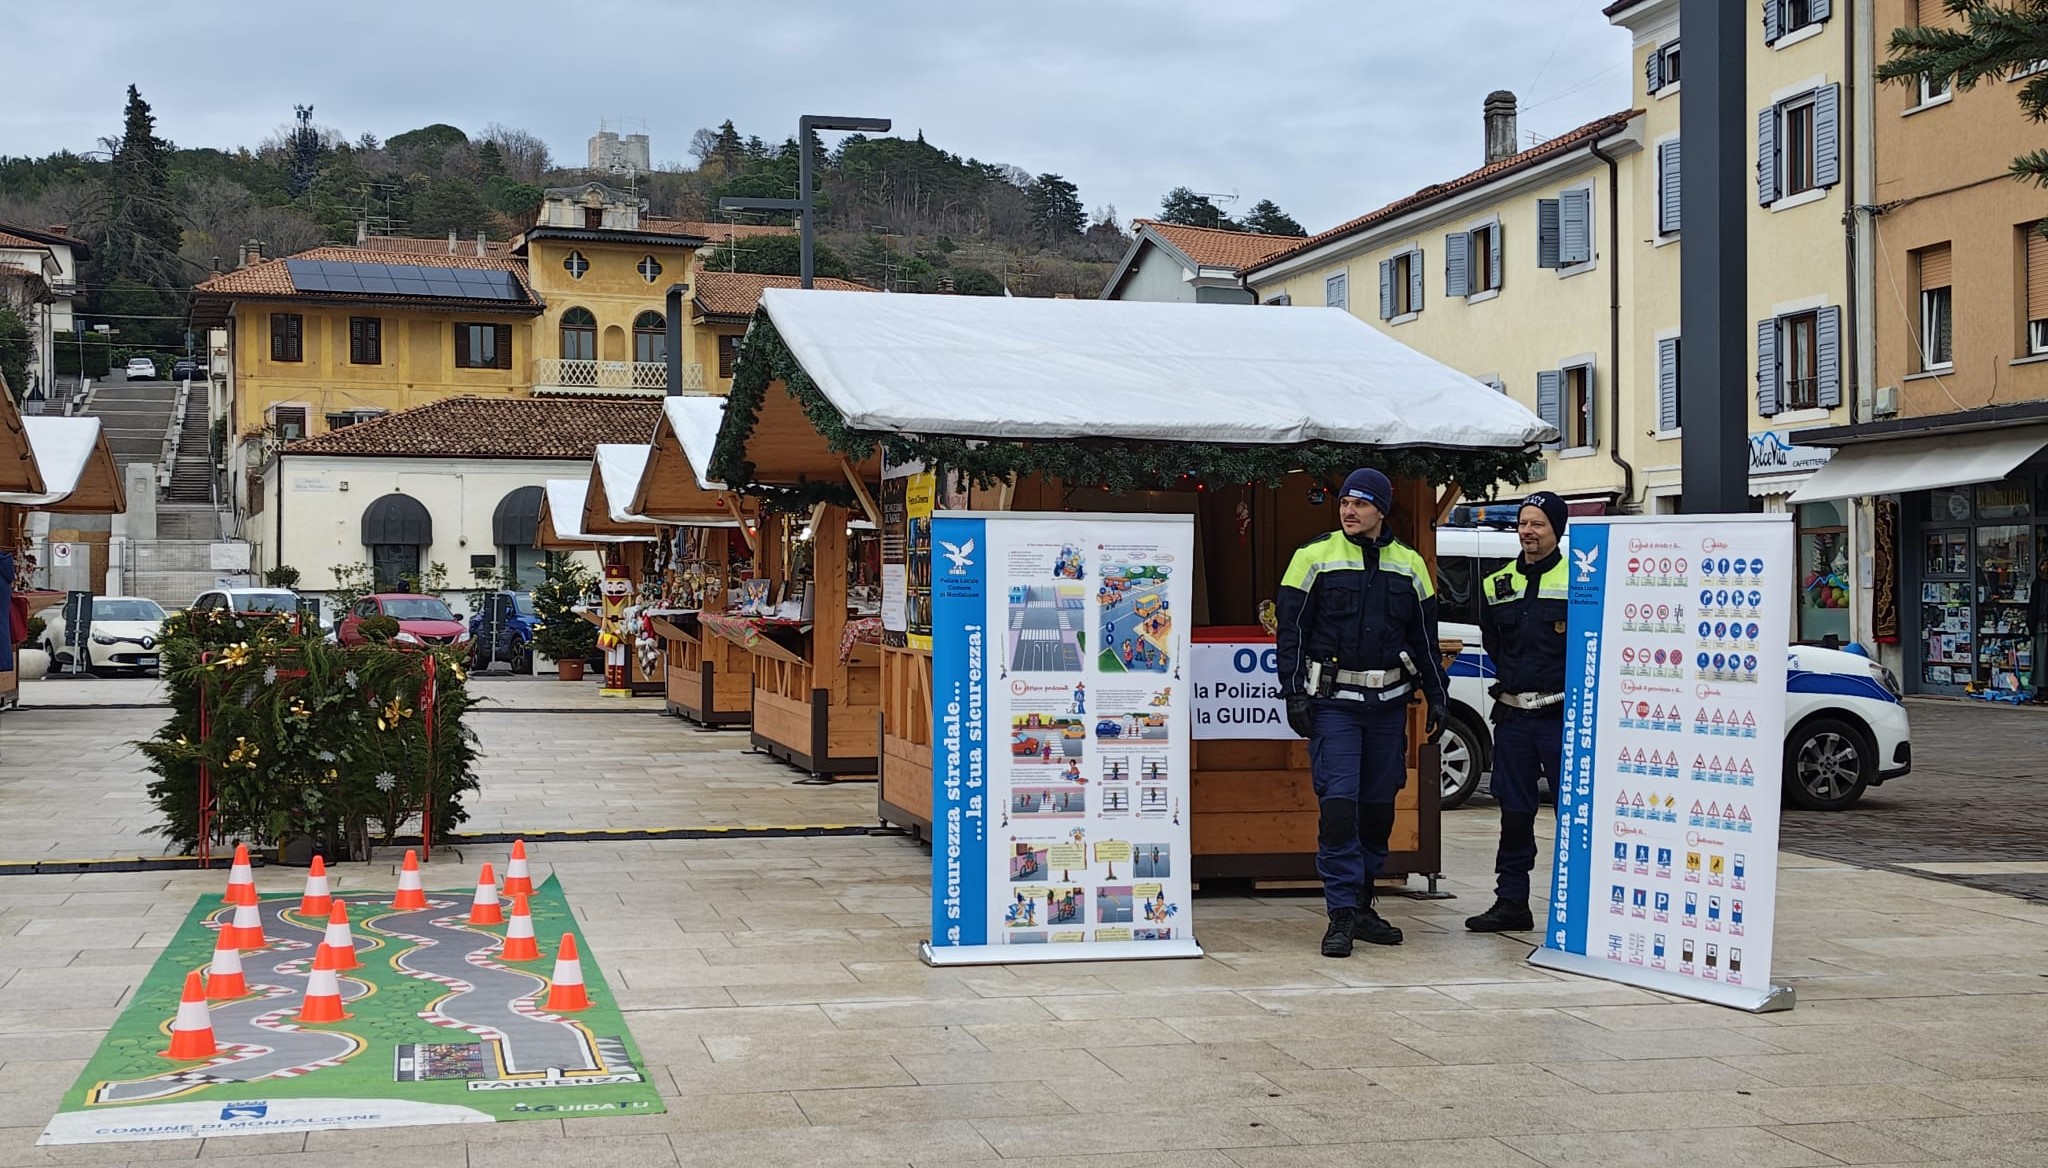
left=1244, top=110, right=1642, bottom=276
left=1133, top=220, right=1300, bottom=271
left=693, top=271, right=876, bottom=318
left=642, top=218, right=794, bottom=243
left=0, top=231, right=53, bottom=252
left=194, top=245, right=536, bottom=304
left=283, top=396, right=660, bottom=460
left=355, top=234, right=516, bottom=259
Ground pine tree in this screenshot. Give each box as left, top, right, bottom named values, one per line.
left=1158, top=186, right=1236, bottom=230
left=1878, top=0, right=2048, bottom=184
left=1241, top=199, right=1307, bottom=237
left=1026, top=174, right=1085, bottom=239
left=109, top=85, right=184, bottom=285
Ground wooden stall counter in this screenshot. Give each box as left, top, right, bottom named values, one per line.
left=651, top=611, right=752, bottom=728
left=701, top=611, right=882, bottom=778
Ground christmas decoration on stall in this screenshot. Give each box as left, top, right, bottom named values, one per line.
left=597, top=563, right=633, bottom=694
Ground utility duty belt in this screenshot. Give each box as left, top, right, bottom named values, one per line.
left=1308, top=659, right=1413, bottom=704
left=1495, top=690, right=1565, bottom=710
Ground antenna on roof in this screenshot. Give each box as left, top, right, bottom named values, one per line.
left=1189, top=190, right=1239, bottom=205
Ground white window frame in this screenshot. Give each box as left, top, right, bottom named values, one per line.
left=1388, top=249, right=1421, bottom=323
left=1920, top=285, right=1954, bottom=371
left=1779, top=310, right=1823, bottom=411
left=1464, top=217, right=1502, bottom=303
left=1655, top=41, right=1682, bottom=98
left=1558, top=182, right=1599, bottom=280
left=1559, top=354, right=1598, bottom=456
left=2010, top=60, right=2048, bottom=82
left=1909, top=72, right=1954, bottom=113
left=1264, top=293, right=1292, bottom=307
left=1771, top=0, right=1827, bottom=51
left=265, top=400, right=314, bottom=441
left=2029, top=319, right=2048, bottom=357
left=1778, top=94, right=1820, bottom=200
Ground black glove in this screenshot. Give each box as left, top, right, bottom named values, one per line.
left=1285, top=695, right=1314, bottom=739
left=1425, top=702, right=1445, bottom=742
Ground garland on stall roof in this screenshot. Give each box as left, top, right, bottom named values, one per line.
left=712, top=309, right=1543, bottom=502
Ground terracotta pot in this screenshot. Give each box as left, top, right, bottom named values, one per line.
left=556, top=659, right=586, bottom=681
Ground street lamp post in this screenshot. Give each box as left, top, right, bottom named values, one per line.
left=1678, top=0, right=1749, bottom=514
left=719, top=114, right=892, bottom=289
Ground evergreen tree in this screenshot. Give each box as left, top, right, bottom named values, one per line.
left=699, top=233, right=851, bottom=279
left=1026, top=173, right=1085, bottom=239
left=711, top=120, right=745, bottom=172
left=1157, top=186, right=1237, bottom=230
left=477, top=139, right=505, bottom=178
left=410, top=176, right=494, bottom=238
left=1878, top=0, right=2048, bottom=184
left=1241, top=199, right=1307, bottom=237
left=109, top=85, right=185, bottom=286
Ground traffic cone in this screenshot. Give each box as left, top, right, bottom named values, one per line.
left=206, top=927, right=249, bottom=999
left=318, top=900, right=361, bottom=971
left=162, top=970, right=220, bottom=1060
left=221, top=843, right=257, bottom=906
left=500, top=893, right=539, bottom=961
left=391, top=849, right=427, bottom=910
left=298, top=855, right=332, bottom=917
left=468, top=863, right=504, bottom=925
left=295, top=944, right=351, bottom=1023
left=502, top=840, right=534, bottom=897
left=543, top=934, right=591, bottom=1011
left=223, top=899, right=266, bottom=950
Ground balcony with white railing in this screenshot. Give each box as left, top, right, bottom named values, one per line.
left=532, top=358, right=704, bottom=396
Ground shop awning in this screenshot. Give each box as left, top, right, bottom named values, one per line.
left=757, top=289, right=1556, bottom=449
left=582, top=444, right=661, bottom=537
left=630, top=397, right=744, bottom=527
left=1788, top=428, right=2048, bottom=503
left=537, top=478, right=651, bottom=550
left=0, top=417, right=125, bottom=514
left=361, top=492, right=432, bottom=546
left=491, top=485, right=545, bottom=548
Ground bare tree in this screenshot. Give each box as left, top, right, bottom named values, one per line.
left=178, top=178, right=325, bottom=271
left=688, top=127, right=719, bottom=166
left=479, top=124, right=553, bottom=182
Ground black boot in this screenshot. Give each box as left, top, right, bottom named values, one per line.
left=1353, top=894, right=1404, bottom=945
left=1465, top=897, right=1534, bottom=933
left=1321, top=909, right=1356, bottom=958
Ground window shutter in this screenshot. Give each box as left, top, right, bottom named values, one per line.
left=1378, top=260, right=1394, bottom=320
left=1646, top=48, right=1664, bottom=94
left=1918, top=244, right=1952, bottom=289
left=1408, top=248, right=1424, bottom=312
left=1757, top=106, right=1779, bottom=205
left=1537, top=199, right=1561, bottom=269
left=1814, top=83, right=1841, bottom=188
left=1559, top=188, right=1592, bottom=266
left=1581, top=360, right=1597, bottom=446
left=1816, top=304, right=1843, bottom=408
left=2026, top=226, right=2048, bottom=322
left=495, top=324, right=513, bottom=370
left=1536, top=369, right=1563, bottom=448
left=1489, top=222, right=1503, bottom=289
left=1326, top=271, right=1348, bottom=310
left=349, top=318, right=364, bottom=363
left=1763, top=0, right=1781, bottom=45
left=455, top=323, right=471, bottom=368
left=1445, top=233, right=1468, bottom=298
left=1756, top=317, right=1781, bottom=416
left=1658, top=337, right=1681, bottom=432
left=1658, top=140, right=1682, bottom=234
left=1811, top=0, right=1831, bottom=21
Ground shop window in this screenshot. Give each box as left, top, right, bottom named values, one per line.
left=1797, top=501, right=1851, bottom=645
left=1975, top=523, right=2035, bottom=694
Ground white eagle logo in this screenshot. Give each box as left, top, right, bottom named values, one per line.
left=940, top=538, right=976, bottom=573
left=1572, top=544, right=1601, bottom=582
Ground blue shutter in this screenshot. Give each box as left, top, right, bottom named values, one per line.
left=1646, top=48, right=1664, bottom=95
left=1811, top=0, right=1831, bottom=21
left=1377, top=261, right=1393, bottom=320
left=1445, top=233, right=1468, bottom=298
left=1659, top=139, right=1682, bottom=234
left=1408, top=248, right=1425, bottom=313
left=1581, top=360, right=1597, bottom=447
left=1489, top=221, right=1503, bottom=289
left=1559, top=188, right=1592, bottom=266
left=1817, top=305, right=1843, bottom=408
left=1763, top=0, right=1781, bottom=45
left=1537, top=199, right=1561, bottom=268
left=1814, top=83, right=1841, bottom=188
left=1536, top=369, right=1563, bottom=448
left=1757, top=317, right=1781, bottom=417
left=1326, top=271, right=1347, bottom=311
left=1658, top=337, right=1681, bottom=432
left=1757, top=106, right=1779, bottom=205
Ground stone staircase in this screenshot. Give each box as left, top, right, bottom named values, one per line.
left=79, top=378, right=181, bottom=473
left=127, top=506, right=234, bottom=608
left=164, top=387, right=215, bottom=504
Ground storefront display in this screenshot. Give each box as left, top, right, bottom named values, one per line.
left=1795, top=501, right=1851, bottom=645
left=1902, top=475, right=2043, bottom=697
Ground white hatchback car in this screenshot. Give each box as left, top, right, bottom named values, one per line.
left=124, top=357, right=156, bottom=379
left=1434, top=525, right=1911, bottom=812
left=40, top=595, right=168, bottom=674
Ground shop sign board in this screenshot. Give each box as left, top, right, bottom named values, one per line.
left=1189, top=637, right=1291, bottom=740
left=1530, top=514, right=1796, bottom=1012
left=923, top=510, right=1201, bottom=966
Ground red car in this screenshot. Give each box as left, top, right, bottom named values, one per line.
left=336, top=593, right=469, bottom=647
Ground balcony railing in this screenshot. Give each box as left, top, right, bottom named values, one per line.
left=532, top=358, right=704, bottom=395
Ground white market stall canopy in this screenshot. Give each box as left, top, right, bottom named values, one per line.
left=758, top=289, right=1557, bottom=449
left=588, top=444, right=659, bottom=529
left=666, top=396, right=726, bottom=490
left=0, top=417, right=125, bottom=513
left=628, top=396, right=744, bottom=529
left=1789, top=428, right=2048, bottom=504
left=537, top=478, right=651, bottom=549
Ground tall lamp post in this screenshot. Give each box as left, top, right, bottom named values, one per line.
left=718, top=114, right=892, bottom=288
left=1677, top=0, right=1748, bottom=514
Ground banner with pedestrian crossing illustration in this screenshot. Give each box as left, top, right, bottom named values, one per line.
left=922, top=511, right=1202, bottom=966
left=1531, top=514, right=1796, bottom=1012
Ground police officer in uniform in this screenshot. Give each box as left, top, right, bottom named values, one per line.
left=1276, top=468, right=1448, bottom=958
left=1466, top=491, right=1570, bottom=933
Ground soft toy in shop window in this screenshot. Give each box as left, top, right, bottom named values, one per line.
left=1803, top=567, right=1850, bottom=610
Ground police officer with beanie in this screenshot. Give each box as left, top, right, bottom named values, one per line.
left=1466, top=491, right=1571, bottom=933
left=1276, top=468, right=1448, bottom=958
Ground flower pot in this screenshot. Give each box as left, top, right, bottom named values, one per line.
left=15, top=648, right=49, bottom=682
left=557, top=659, right=586, bottom=681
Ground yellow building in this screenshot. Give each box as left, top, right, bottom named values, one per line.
left=1244, top=101, right=1647, bottom=515
left=689, top=271, right=876, bottom=392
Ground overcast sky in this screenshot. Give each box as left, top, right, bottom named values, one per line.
left=4, top=1, right=1632, bottom=234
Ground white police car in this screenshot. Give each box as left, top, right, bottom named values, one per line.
left=1434, top=525, right=1911, bottom=812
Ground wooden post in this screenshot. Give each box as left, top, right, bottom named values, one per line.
left=813, top=505, right=850, bottom=696
left=721, top=493, right=758, bottom=556
left=1434, top=481, right=1463, bottom=526
left=840, top=456, right=882, bottom=527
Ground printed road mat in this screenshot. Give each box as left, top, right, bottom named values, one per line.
left=40, top=875, right=663, bottom=1145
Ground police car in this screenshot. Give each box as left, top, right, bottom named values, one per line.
left=1433, top=523, right=1912, bottom=812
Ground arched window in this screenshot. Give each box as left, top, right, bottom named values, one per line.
left=633, top=311, right=666, bottom=365
left=492, top=485, right=547, bottom=588
left=559, top=307, right=596, bottom=362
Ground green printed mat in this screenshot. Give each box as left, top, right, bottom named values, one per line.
left=41, top=875, right=663, bottom=1145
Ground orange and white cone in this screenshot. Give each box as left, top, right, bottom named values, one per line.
left=298, top=855, right=332, bottom=917
left=543, top=934, right=591, bottom=1011
left=295, top=944, right=351, bottom=1023
left=391, top=849, right=427, bottom=910
left=162, top=970, right=220, bottom=1059
left=468, top=863, right=504, bottom=925
left=502, top=840, right=534, bottom=897
left=318, top=900, right=361, bottom=971
left=223, top=899, right=266, bottom=950
left=221, top=843, right=257, bottom=906
left=206, top=927, right=249, bottom=999
left=500, top=893, right=539, bottom=961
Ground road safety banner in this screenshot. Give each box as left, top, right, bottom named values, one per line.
left=1530, top=514, right=1796, bottom=1012
left=922, top=510, right=1202, bottom=966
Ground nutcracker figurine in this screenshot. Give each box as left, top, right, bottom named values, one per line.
left=597, top=564, right=633, bottom=694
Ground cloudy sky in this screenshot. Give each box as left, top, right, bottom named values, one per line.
left=5, top=1, right=1633, bottom=234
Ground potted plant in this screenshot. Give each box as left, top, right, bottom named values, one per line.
left=15, top=615, right=48, bottom=681
left=531, top=558, right=596, bottom=680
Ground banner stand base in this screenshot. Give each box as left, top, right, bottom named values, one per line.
left=1527, top=947, right=1796, bottom=1013
left=922, top=939, right=1203, bottom=967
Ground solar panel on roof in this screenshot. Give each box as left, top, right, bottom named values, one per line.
left=282, top=258, right=523, bottom=301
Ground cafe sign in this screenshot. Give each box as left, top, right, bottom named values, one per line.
left=1748, top=431, right=1831, bottom=484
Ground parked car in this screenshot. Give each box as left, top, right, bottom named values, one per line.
left=467, top=590, right=537, bottom=670
left=170, top=358, right=209, bottom=381
left=124, top=356, right=157, bottom=380
left=190, top=587, right=302, bottom=617
left=1432, top=524, right=1912, bottom=812
left=39, top=595, right=167, bottom=674
left=336, top=594, right=468, bottom=647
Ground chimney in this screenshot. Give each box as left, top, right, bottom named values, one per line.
left=448, top=229, right=459, bottom=255
left=1484, top=91, right=1519, bottom=164
left=44, top=224, right=69, bottom=238
left=238, top=240, right=265, bottom=268
left=475, top=230, right=487, bottom=257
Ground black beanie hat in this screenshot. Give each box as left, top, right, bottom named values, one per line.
left=1520, top=491, right=1569, bottom=535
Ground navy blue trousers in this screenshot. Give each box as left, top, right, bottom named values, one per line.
left=1309, top=698, right=1409, bottom=910
left=1491, top=713, right=1562, bottom=900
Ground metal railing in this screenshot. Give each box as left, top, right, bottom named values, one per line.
left=532, top=358, right=702, bottom=393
